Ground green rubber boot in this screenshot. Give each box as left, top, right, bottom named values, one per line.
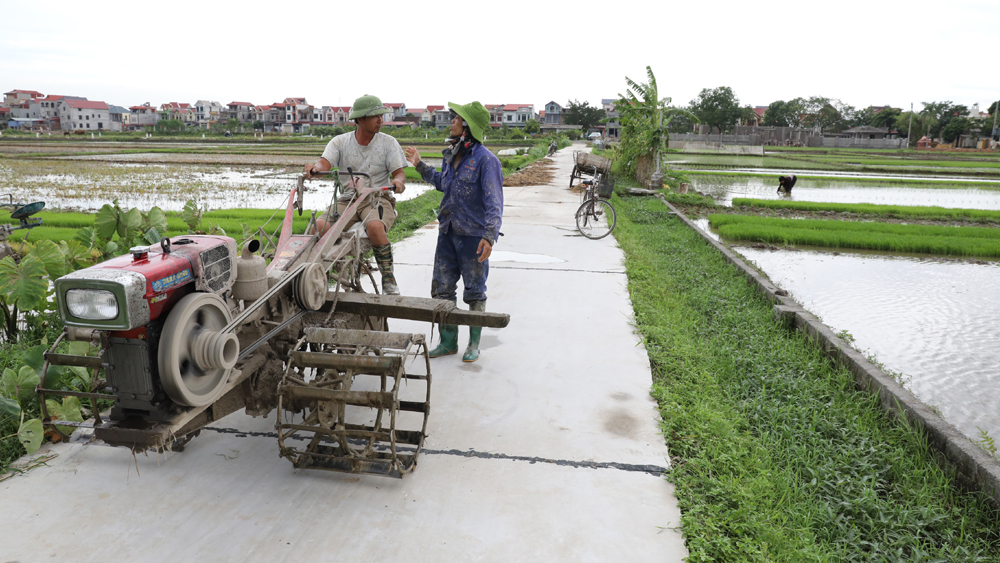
left=429, top=299, right=459, bottom=358
left=463, top=301, right=486, bottom=363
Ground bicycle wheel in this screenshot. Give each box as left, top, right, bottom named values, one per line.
left=575, top=198, right=617, bottom=240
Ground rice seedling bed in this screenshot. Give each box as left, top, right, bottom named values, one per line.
left=709, top=214, right=1000, bottom=257
left=732, top=198, right=1000, bottom=220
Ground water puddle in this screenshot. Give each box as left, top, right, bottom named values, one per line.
left=489, top=251, right=565, bottom=264
left=691, top=176, right=1000, bottom=209
left=736, top=246, right=1000, bottom=443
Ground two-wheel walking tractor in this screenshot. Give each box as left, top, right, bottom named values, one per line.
left=37, top=172, right=509, bottom=478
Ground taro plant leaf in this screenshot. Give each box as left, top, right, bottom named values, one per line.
left=21, top=344, right=69, bottom=390
left=181, top=199, right=203, bottom=232
left=41, top=365, right=70, bottom=391
left=0, top=255, right=48, bottom=311
left=207, top=223, right=226, bottom=237
left=145, top=207, right=168, bottom=234
left=22, top=345, right=45, bottom=377
left=0, top=396, right=20, bottom=419
left=46, top=396, right=83, bottom=435
left=143, top=227, right=161, bottom=246
left=123, top=208, right=142, bottom=239
left=103, top=241, right=119, bottom=259
left=67, top=366, right=92, bottom=392
left=18, top=418, right=44, bottom=455
left=59, top=240, right=92, bottom=271
left=66, top=341, right=95, bottom=357
left=74, top=226, right=99, bottom=249
left=24, top=239, right=66, bottom=279
left=94, top=203, right=123, bottom=240
left=1, top=366, right=41, bottom=404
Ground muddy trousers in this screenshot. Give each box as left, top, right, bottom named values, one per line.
left=430, top=232, right=488, bottom=304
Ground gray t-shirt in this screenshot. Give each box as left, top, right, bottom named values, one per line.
left=321, top=131, right=407, bottom=202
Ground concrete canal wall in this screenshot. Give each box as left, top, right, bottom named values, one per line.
left=659, top=196, right=1000, bottom=508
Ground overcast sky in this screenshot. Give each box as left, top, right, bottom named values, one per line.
left=3, top=0, right=998, bottom=115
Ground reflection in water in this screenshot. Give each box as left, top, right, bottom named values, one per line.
left=691, top=175, right=1000, bottom=209
left=737, top=247, right=1000, bottom=443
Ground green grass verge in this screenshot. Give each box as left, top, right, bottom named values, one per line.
left=732, top=198, right=1000, bottom=221
left=708, top=214, right=1000, bottom=257
left=614, top=194, right=1000, bottom=561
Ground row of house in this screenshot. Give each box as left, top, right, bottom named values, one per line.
left=5, top=89, right=620, bottom=136
left=2, top=89, right=160, bottom=132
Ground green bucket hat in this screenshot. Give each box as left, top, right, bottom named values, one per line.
left=349, top=94, right=390, bottom=120
left=448, top=101, right=489, bottom=142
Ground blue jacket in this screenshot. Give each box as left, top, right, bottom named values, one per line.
left=417, top=143, right=504, bottom=244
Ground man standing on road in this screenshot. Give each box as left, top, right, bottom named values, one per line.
left=303, top=94, right=407, bottom=295
left=404, top=102, right=503, bottom=362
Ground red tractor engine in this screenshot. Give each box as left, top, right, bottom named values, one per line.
left=54, top=236, right=238, bottom=421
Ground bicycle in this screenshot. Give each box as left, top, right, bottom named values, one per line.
left=574, top=173, right=617, bottom=240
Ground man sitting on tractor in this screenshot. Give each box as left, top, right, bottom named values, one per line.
left=304, top=94, right=408, bottom=295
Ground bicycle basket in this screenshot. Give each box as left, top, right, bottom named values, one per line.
left=597, top=177, right=615, bottom=199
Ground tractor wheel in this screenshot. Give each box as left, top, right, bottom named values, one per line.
left=159, top=292, right=239, bottom=407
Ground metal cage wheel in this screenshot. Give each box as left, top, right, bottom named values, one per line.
left=569, top=164, right=581, bottom=190
left=575, top=198, right=617, bottom=240
left=159, top=292, right=238, bottom=407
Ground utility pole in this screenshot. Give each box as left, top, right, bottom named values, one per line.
left=992, top=99, right=999, bottom=148
left=907, top=102, right=913, bottom=148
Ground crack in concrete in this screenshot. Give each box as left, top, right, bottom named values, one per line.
left=202, top=426, right=666, bottom=475
left=395, top=262, right=626, bottom=274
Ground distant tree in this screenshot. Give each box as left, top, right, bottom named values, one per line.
left=252, top=120, right=264, bottom=131
left=850, top=106, right=877, bottom=128
left=989, top=101, right=999, bottom=117
left=738, top=105, right=758, bottom=126
left=667, top=110, right=696, bottom=134
left=762, top=100, right=796, bottom=127
left=920, top=101, right=962, bottom=137
left=871, top=108, right=901, bottom=132
left=941, top=117, right=972, bottom=144
left=563, top=100, right=605, bottom=132
left=524, top=119, right=540, bottom=135
left=786, top=96, right=853, bottom=132
left=894, top=111, right=918, bottom=144
left=689, top=86, right=742, bottom=134
left=157, top=119, right=183, bottom=133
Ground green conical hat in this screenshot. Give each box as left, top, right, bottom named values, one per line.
left=448, top=101, right=489, bottom=142
left=349, top=94, right=390, bottom=120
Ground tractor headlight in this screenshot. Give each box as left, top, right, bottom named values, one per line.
left=65, top=289, right=119, bottom=320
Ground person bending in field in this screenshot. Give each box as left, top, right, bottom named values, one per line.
left=777, top=174, right=797, bottom=194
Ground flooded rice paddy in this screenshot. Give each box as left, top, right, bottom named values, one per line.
left=690, top=175, right=1000, bottom=208
left=738, top=247, right=1000, bottom=443
left=0, top=161, right=429, bottom=212
left=691, top=173, right=1000, bottom=445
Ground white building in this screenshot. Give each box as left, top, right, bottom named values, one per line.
left=128, top=103, right=158, bottom=130
left=501, top=104, right=536, bottom=127
left=195, top=100, right=225, bottom=129
left=60, top=99, right=111, bottom=131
